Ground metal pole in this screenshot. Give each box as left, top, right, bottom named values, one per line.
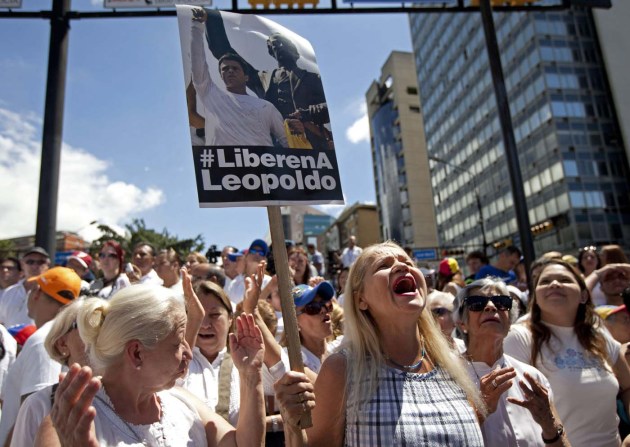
left=479, top=0, right=535, bottom=275
left=35, top=0, right=71, bottom=261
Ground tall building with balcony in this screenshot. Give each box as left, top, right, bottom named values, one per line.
left=409, top=5, right=630, bottom=255
left=366, top=51, right=439, bottom=252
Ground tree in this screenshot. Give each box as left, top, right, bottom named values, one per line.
left=0, top=239, right=16, bottom=260
left=89, top=219, right=205, bottom=261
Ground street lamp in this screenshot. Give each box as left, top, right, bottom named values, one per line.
left=428, top=155, right=488, bottom=257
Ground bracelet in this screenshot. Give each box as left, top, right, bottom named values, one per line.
left=542, top=424, right=564, bottom=444
left=271, top=415, right=280, bottom=432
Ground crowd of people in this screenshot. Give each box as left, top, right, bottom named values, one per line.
left=0, top=237, right=629, bottom=446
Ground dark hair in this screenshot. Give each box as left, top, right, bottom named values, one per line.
left=465, top=250, right=489, bottom=265
left=288, top=247, right=311, bottom=286
left=503, top=246, right=522, bottom=258
left=218, top=53, right=248, bottom=73
left=266, top=33, right=299, bottom=59
left=529, top=259, right=609, bottom=370
left=1, top=257, right=21, bottom=272
left=133, top=242, right=157, bottom=257
left=159, top=248, right=181, bottom=268
left=577, top=246, right=601, bottom=274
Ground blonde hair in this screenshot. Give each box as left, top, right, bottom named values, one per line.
left=77, top=284, right=185, bottom=374
left=342, top=242, right=484, bottom=421
left=45, top=299, right=88, bottom=364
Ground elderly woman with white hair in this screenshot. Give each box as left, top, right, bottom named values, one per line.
left=455, top=278, right=569, bottom=446
left=35, top=284, right=266, bottom=446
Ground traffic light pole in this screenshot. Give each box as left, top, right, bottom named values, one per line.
left=479, top=0, right=535, bottom=277
left=34, top=0, right=71, bottom=260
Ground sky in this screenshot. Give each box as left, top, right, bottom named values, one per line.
left=0, top=0, right=413, bottom=251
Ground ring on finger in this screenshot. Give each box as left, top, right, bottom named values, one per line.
left=492, top=379, right=498, bottom=389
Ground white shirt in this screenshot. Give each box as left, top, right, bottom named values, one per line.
left=0, top=324, right=17, bottom=420
left=466, top=354, right=552, bottom=447
left=10, top=384, right=53, bottom=447
left=178, top=347, right=240, bottom=426
left=341, top=246, right=362, bottom=268
left=191, top=21, right=288, bottom=147
left=139, top=269, right=164, bottom=286
left=0, top=280, right=34, bottom=328
left=224, top=274, right=271, bottom=308
left=504, top=322, right=621, bottom=447
left=0, top=321, right=61, bottom=446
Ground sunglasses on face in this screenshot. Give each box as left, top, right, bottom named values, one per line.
left=24, top=259, right=47, bottom=266
left=296, top=300, right=333, bottom=316
left=464, top=295, right=513, bottom=312
left=431, top=307, right=452, bottom=317
left=99, top=253, right=118, bottom=260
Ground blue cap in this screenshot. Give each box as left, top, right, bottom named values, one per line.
left=227, top=250, right=245, bottom=262
left=248, top=239, right=269, bottom=257
left=292, top=282, right=335, bottom=307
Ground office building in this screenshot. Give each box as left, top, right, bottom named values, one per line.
left=409, top=5, right=630, bottom=255
left=366, top=51, right=439, bottom=252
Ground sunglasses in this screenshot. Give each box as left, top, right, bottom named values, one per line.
left=296, top=300, right=333, bottom=316
left=99, top=253, right=118, bottom=260
left=431, top=307, right=452, bottom=317
left=464, top=295, right=513, bottom=312
left=24, top=259, right=48, bottom=266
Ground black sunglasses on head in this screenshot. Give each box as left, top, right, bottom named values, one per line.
left=464, top=295, right=513, bottom=312
left=297, top=300, right=333, bottom=316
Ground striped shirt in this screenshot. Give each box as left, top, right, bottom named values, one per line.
left=345, top=364, right=483, bottom=446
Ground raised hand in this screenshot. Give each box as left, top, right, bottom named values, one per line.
left=191, top=7, right=207, bottom=23
left=478, top=366, right=516, bottom=414
left=230, top=314, right=265, bottom=377
left=243, top=261, right=266, bottom=314
left=506, top=371, right=555, bottom=426
left=49, top=364, right=101, bottom=447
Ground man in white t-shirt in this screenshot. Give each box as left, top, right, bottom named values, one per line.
left=0, top=266, right=81, bottom=446
left=0, top=247, right=50, bottom=328
left=131, top=242, right=163, bottom=286
left=190, top=8, right=288, bottom=148
left=340, top=236, right=362, bottom=269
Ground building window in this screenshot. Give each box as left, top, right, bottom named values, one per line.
left=407, top=86, right=418, bottom=95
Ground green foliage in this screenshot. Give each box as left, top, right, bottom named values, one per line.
left=89, top=219, right=205, bottom=261
left=0, top=239, right=16, bottom=259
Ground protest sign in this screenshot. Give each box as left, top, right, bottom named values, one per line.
left=176, top=6, right=344, bottom=207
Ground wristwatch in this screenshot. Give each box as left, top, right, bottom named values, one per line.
left=271, top=415, right=280, bottom=432
left=542, top=424, right=564, bottom=444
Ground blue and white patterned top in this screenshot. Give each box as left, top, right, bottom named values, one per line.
left=345, top=363, right=483, bottom=447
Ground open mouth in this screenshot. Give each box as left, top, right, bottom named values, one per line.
left=392, top=275, right=417, bottom=295
left=198, top=333, right=216, bottom=340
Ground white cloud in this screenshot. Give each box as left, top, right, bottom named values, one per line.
left=314, top=204, right=346, bottom=218
left=344, top=101, right=370, bottom=145
left=0, top=107, right=164, bottom=241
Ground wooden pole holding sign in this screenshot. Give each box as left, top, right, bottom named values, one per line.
left=267, top=205, right=313, bottom=432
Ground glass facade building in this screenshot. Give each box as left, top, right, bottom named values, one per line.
left=367, top=52, right=438, bottom=250
left=409, top=8, right=630, bottom=255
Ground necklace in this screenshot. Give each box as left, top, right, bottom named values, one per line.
left=465, top=352, right=506, bottom=382
left=94, top=389, right=165, bottom=446
left=385, top=337, right=426, bottom=372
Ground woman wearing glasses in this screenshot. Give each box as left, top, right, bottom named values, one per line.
left=427, top=290, right=466, bottom=353
left=89, top=240, right=130, bottom=299
left=456, top=278, right=569, bottom=446
left=505, top=259, right=630, bottom=447
left=275, top=241, right=483, bottom=446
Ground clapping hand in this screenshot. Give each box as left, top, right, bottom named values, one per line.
left=230, top=314, right=265, bottom=377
